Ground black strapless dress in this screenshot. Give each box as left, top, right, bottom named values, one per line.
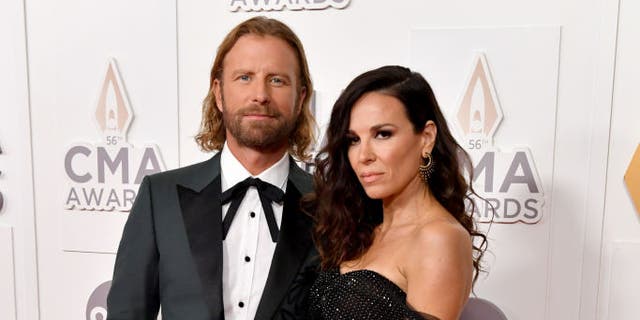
left=308, top=269, right=438, bottom=320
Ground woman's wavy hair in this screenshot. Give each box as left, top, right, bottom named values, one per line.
left=195, top=16, right=315, bottom=161
left=310, top=65, right=487, bottom=284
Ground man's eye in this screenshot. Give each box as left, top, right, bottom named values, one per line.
left=270, top=77, right=285, bottom=85
left=238, top=75, right=250, bottom=81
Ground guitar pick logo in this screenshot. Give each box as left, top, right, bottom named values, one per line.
left=624, top=144, right=640, bottom=215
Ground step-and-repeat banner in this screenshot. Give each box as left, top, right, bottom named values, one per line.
left=4, top=0, right=640, bottom=319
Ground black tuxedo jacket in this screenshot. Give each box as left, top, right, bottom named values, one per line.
left=107, top=153, right=318, bottom=320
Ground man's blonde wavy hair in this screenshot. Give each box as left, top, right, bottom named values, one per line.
left=195, top=16, right=315, bottom=161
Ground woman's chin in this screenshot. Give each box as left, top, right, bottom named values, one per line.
left=363, top=188, right=388, bottom=200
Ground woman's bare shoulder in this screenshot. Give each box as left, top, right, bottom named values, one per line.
left=402, top=213, right=474, bottom=319
left=410, top=214, right=471, bottom=252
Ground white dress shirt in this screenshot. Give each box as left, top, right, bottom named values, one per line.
left=220, top=145, right=289, bottom=320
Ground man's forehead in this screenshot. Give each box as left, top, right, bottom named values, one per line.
left=222, top=34, right=300, bottom=70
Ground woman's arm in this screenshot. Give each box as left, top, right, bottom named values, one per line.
left=404, top=220, right=473, bottom=320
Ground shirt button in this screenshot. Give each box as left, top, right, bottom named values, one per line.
left=238, top=301, right=245, bottom=308
left=244, top=256, right=251, bottom=262
left=250, top=211, right=256, bottom=218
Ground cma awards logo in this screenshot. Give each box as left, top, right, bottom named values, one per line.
left=86, top=280, right=163, bottom=320
left=455, top=53, right=544, bottom=224
left=229, top=0, right=350, bottom=12
left=86, top=281, right=110, bottom=320
left=64, top=59, right=165, bottom=212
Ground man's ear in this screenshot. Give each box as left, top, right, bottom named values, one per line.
left=213, top=78, right=223, bottom=112
left=422, top=120, right=437, bottom=154
left=297, top=86, right=307, bottom=116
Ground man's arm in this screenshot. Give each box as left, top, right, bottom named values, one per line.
left=107, top=176, right=160, bottom=319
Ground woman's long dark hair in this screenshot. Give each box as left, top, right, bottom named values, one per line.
left=310, top=65, right=487, bottom=284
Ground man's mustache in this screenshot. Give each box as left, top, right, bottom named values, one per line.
left=238, top=105, right=282, bottom=117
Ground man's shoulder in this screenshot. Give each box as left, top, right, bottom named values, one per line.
left=145, top=154, right=220, bottom=188
left=288, top=160, right=313, bottom=194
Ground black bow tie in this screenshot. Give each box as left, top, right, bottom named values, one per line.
left=221, top=177, right=285, bottom=242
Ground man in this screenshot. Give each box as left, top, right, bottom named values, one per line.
left=107, top=17, right=318, bottom=320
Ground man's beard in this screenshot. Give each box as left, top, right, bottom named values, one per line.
left=221, top=100, right=298, bottom=151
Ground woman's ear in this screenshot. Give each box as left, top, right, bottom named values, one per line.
left=422, top=120, right=437, bottom=154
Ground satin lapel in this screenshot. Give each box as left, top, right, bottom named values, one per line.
left=177, top=176, right=224, bottom=320
left=254, top=183, right=313, bottom=320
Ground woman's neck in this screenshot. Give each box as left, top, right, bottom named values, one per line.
left=380, top=176, right=437, bottom=231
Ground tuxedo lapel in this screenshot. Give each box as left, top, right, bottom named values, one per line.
left=176, top=154, right=225, bottom=319
left=254, top=161, right=314, bottom=320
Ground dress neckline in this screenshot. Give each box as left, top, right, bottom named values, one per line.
left=336, top=269, right=407, bottom=295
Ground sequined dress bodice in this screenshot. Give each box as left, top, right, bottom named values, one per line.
left=308, top=269, right=433, bottom=320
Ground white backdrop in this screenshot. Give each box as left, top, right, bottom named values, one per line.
left=0, top=0, right=38, bottom=319
left=1, top=0, right=639, bottom=319
left=597, top=0, right=640, bottom=318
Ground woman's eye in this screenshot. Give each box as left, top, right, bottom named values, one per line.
left=375, top=130, right=392, bottom=139
left=347, top=136, right=360, bottom=145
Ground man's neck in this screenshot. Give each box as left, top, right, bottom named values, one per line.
left=225, top=140, right=288, bottom=176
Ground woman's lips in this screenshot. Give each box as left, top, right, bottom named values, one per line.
left=360, top=172, right=383, bottom=183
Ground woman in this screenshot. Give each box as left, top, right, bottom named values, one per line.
left=307, top=66, right=487, bottom=320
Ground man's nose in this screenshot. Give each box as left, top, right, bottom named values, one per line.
left=252, top=80, right=271, bottom=105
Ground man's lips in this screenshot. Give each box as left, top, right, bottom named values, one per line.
left=243, top=113, right=276, bottom=120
